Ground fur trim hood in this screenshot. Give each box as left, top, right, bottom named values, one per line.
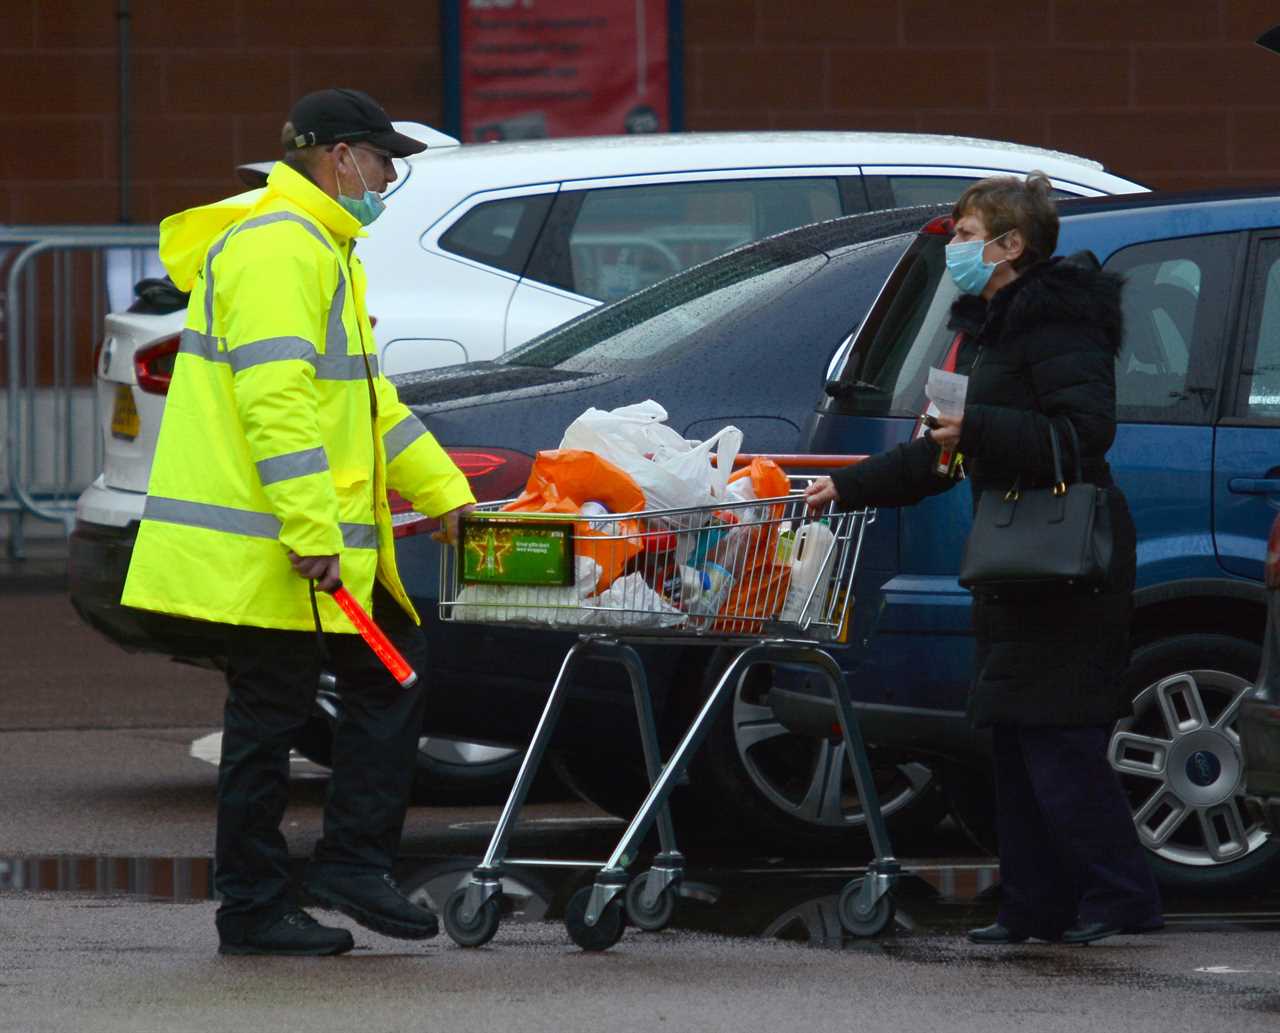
left=947, top=252, right=1125, bottom=355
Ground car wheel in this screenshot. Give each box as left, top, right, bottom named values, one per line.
left=551, top=664, right=948, bottom=851
left=687, top=663, right=950, bottom=850
left=290, top=711, right=539, bottom=807
left=1113, top=634, right=1278, bottom=894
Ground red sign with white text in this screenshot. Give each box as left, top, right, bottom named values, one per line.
left=460, top=0, right=670, bottom=141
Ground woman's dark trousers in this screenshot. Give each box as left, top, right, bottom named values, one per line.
left=993, top=723, right=1162, bottom=936
left=214, top=584, right=428, bottom=942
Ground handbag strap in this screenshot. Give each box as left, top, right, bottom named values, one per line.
left=1055, top=417, right=1084, bottom=485
left=1007, top=420, right=1070, bottom=501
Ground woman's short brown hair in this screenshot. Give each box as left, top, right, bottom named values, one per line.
left=951, top=171, right=1059, bottom=271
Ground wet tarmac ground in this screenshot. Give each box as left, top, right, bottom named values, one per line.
left=4, top=576, right=1280, bottom=1031
left=4, top=838, right=1280, bottom=1033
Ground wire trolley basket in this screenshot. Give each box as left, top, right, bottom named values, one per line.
left=440, top=486, right=874, bottom=644
left=437, top=481, right=901, bottom=952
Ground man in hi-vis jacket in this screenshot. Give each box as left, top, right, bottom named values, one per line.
left=124, top=89, right=475, bottom=956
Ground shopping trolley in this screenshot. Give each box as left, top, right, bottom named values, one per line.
left=436, top=478, right=900, bottom=950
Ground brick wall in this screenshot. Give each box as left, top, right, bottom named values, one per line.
left=0, top=0, right=446, bottom=224
left=684, top=0, right=1280, bottom=193
left=3, top=1, right=1280, bottom=225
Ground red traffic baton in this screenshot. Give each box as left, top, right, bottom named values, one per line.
left=328, top=583, right=419, bottom=689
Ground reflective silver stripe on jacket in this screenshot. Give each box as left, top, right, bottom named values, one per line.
left=144, top=496, right=377, bottom=550
left=144, top=495, right=281, bottom=540
left=340, top=523, right=377, bottom=550
left=383, top=414, right=429, bottom=464
left=179, top=329, right=378, bottom=380
left=200, top=209, right=367, bottom=371
left=256, top=446, right=329, bottom=486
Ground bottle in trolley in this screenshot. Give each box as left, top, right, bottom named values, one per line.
left=437, top=459, right=901, bottom=950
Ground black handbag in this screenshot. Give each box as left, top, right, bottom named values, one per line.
left=957, top=420, right=1112, bottom=592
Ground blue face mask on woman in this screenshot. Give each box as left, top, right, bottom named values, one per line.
left=945, top=230, right=1010, bottom=295
left=337, top=150, right=386, bottom=227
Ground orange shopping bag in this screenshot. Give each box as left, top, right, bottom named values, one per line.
left=503, top=449, right=645, bottom=590
left=714, top=457, right=794, bottom=632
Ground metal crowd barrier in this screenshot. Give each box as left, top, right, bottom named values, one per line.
left=1, top=226, right=160, bottom=558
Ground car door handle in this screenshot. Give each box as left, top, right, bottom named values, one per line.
left=1228, top=478, right=1280, bottom=495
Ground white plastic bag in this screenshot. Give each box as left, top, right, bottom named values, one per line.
left=455, top=556, right=602, bottom=625
left=588, top=572, right=687, bottom=630
left=559, top=400, right=742, bottom=513
left=780, top=522, right=838, bottom=623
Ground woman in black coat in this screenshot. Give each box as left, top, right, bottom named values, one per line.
left=806, top=173, right=1163, bottom=945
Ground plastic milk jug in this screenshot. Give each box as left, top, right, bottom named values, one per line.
left=780, top=522, right=837, bottom=623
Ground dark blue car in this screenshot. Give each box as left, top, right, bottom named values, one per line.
left=804, top=188, right=1280, bottom=894
left=395, top=188, right=1280, bottom=896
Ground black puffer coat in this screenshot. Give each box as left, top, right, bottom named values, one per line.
left=832, top=254, right=1136, bottom=727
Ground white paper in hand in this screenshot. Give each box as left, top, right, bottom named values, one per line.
left=926, top=367, right=969, bottom=417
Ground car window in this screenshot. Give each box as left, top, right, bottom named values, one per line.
left=864, top=175, right=1081, bottom=210
left=1233, top=236, right=1280, bottom=420
left=438, top=193, right=555, bottom=276
left=826, top=230, right=957, bottom=416
left=548, top=178, right=842, bottom=302
left=1103, top=233, right=1239, bottom=424
left=500, top=242, right=827, bottom=371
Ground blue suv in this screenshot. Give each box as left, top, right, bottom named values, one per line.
left=803, top=189, right=1280, bottom=894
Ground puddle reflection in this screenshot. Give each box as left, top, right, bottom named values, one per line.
left=0, top=855, right=213, bottom=901
left=5, top=852, right=1278, bottom=946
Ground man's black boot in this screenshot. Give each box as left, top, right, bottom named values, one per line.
left=218, top=908, right=354, bottom=956
left=304, top=868, right=439, bottom=940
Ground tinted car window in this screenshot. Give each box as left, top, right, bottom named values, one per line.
left=1103, top=233, right=1238, bottom=424
left=560, top=178, right=842, bottom=302
left=501, top=243, right=827, bottom=371
left=438, top=193, right=554, bottom=276
left=827, top=232, right=957, bottom=416
left=864, top=175, right=1080, bottom=210
left=1235, top=236, right=1280, bottom=420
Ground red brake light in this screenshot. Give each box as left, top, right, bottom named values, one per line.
left=134, top=335, right=181, bottom=395
left=1267, top=516, right=1280, bottom=590
left=388, top=447, right=534, bottom=539
left=922, top=215, right=955, bottom=236
left=447, top=448, right=534, bottom=501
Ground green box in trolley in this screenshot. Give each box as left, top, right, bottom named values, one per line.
left=458, top=514, right=577, bottom=588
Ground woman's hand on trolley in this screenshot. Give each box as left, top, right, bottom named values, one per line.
left=804, top=476, right=839, bottom=514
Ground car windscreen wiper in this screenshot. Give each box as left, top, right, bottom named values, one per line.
left=824, top=378, right=884, bottom=399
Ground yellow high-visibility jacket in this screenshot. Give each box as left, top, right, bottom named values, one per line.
left=122, top=162, right=474, bottom=632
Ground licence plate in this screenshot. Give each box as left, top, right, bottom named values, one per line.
left=110, top=385, right=140, bottom=441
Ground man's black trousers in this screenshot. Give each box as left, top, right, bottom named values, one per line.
left=993, top=723, right=1163, bottom=937
left=214, top=583, right=428, bottom=941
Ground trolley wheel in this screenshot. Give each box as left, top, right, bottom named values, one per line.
left=837, top=879, right=895, bottom=937
left=443, top=887, right=501, bottom=948
left=624, top=873, right=676, bottom=932
left=564, top=886, right=626, bottom=951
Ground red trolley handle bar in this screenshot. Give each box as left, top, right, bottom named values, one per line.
left=328, top=584, right=418, bottom=689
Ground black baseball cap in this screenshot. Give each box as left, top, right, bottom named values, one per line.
left=285, top=88, right=428, bottom=157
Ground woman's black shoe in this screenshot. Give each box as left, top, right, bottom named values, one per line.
left=1061, top=921, right=1120, bottom=945
left=967, top=923, right=1028, bottom=944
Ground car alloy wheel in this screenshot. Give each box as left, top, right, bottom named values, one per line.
left=1111, top=667, right=1265, bottom=869
left=732, top=682, right=937, bottom=831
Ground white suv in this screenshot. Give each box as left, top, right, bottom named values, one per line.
left=71, top=128, right=1145, bottom=801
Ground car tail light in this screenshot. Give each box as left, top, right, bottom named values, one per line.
left=922, top=215, right=955, bottom=236
left=1267, top=516, right=1280, bottom=590
left=389, top=447, right=534, bottom=539
left=134, top=334, right=181, bottom=394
